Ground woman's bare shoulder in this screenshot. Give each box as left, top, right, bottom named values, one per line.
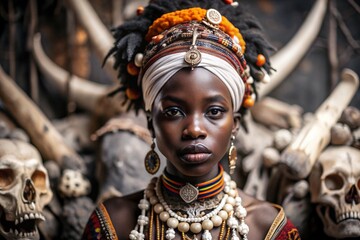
left=238, top=190, right=280, bottom=239
left=102, top=190, right=144, bottom=239
left=103, top=190, right=143, bottom=210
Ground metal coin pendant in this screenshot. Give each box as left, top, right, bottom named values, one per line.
left=184, top=48, right=202, bottom=68
left=179, top=183, right=199, bottom=203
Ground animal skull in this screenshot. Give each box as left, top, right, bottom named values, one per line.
left=309, top=146, right=360, bottom=238
left=0, top=139, right=53, bottom=239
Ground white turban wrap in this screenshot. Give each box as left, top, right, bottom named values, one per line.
left=141, top=52, right=245, bottom=112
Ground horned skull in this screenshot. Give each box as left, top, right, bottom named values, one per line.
left=0, top=139, right=53, bottom=239
left=309, top=146, right=360, bottom=238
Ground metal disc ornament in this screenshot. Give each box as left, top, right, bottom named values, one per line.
left=184, top=48, right=202, bottom=68
left=206, top=9, right=222, bottom=25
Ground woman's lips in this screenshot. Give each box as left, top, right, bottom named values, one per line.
left=179, top=144, right=211, bottom=163
left=181, top=153, right=211, bottom=163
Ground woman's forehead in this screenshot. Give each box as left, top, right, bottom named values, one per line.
left=158, top=68, right=232, bottom=100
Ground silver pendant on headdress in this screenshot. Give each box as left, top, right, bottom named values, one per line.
left=184, top=28, right=201, bottom=69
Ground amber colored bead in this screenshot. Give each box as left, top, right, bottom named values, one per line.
left=152, top=34, right=164, bottom=43
left=256, top=54, right=266, bottom=67
left=137, top=6, right=144, bottom=16
left=224, top=0, right=234, bottom=4
left=127, top=62, right=139, bottom=76
left=242, top=96, right=255, bottom=108
left=126, top=88, right=140, bottom=100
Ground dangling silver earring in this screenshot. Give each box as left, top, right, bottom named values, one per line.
left=144, top=139, right=160, bottom=174
left=228, top=135, right=237, bottom=174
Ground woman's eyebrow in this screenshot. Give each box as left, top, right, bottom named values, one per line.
left=160, top=95, right=187, bottom=104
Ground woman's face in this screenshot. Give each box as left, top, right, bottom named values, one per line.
left=151, top=68, right=238, bottom=182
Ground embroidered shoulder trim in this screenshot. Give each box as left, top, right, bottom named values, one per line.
left=96, top=203, right=119, bottom=240
left=265, top=204, right=287, bottom=240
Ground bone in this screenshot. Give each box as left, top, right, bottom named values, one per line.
left=65, top=0, right=118, bottom=81
left=352, top=127, right=360, bottom=149
left=280, top=69, right=359, bottom=179
left=262, top=147, right=281, bottom=168
left=293, top=180, right=309, bottom=199
left=33, top=34, right=106, bottom=108
left=8, top=128, right=30, bottom=142
left=251, top=97, right=303, bottom=129
left=243, top=166, right=270, bottom=201
left=33, top=34, right=127, bottom=117
left=0, top=66, right=85, bottom=171
left=330, top=123, right=353, bottom=146
left=58, top=169, right=91, bottom=198
left=309, top=146, right=360, bottom=238
left=0, top=120, right=10, bottom=138
left=339, top=106, right=360, bottom=130
left=258, top=0, right=328, bottom=98
left=273, top=129, right=293, bottom=151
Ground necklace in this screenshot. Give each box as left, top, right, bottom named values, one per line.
left=162, top=165, right=225, bottom=203
left=129, top=171, right=249, bottom=240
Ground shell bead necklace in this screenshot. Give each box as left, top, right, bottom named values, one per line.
left=129, top=172, right=249, bottom=240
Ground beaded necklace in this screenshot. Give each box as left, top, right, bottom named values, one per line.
left=129, top=169, right=249, bottom=240
left=162, top=165, right=225, bottom=203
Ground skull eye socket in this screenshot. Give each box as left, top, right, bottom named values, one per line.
left=325, top=173, right=344, bottom=190
left=0, top=168, right=15, bottom=188
left=31, top=170, right=46, bottom=190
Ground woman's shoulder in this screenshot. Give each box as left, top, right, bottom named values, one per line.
left=102, top=190, right=144, bottom=239
left=237, top=190, right=283, bottom=240
left=103, top=190, right=143, bottom=212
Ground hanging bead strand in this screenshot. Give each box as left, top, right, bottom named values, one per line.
left=130, top=172, right=249, bottom=239
left=129, top=191, right=150, bottom=240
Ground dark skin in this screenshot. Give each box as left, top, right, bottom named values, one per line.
left=104, top=68, right=278, bottom=239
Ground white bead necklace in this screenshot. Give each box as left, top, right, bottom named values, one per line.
left=129, top=172, right=249, bottom=240
left=156, top=178, right=229, bottom=223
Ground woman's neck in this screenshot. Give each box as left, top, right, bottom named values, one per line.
left=162, top=164, right=225, bottom=203
left=165, top=162, right=220, bottom=184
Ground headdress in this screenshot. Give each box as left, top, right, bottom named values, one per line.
left=107, top=0, right=274, bottom=114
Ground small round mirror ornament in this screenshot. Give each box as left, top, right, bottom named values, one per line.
left=206, top=9, right=222, bottom=25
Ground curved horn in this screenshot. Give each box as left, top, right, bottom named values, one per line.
left=258, top=0, right=328, bottom=98
left=65, top=0, right=118, bottom=82
left=33, top=33, right=109, bottom=112
left=33, top=34, right=127, bottom=118
left=0, top=65, right=85, bottom=171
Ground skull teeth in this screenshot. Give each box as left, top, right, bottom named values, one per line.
left=337, top=211, right=360, bottom=223
left=14, top=212, right=46, bottom=226
left=9, top=228, right=37, bottom=237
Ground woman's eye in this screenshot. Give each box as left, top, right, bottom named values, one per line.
left=207, top=107, right=225, bottom=117
left=164, top=107, right=183, bottom=117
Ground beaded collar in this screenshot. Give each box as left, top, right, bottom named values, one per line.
left=162, top=165, right=225, bottom=203
left=129, top=171, right=249, bottom=240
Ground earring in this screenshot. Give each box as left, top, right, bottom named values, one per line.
left=228, top=135, right=237, bottom=174
left=144, top=139, right=160, bottom=174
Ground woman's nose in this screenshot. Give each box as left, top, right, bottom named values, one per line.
left=182, top=114, right=207, bottom=139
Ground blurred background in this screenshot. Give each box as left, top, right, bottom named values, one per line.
left=0, top=0, right=359, bottom=239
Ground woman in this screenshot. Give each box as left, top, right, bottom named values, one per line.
left=83, top=0, right=300, bottom=239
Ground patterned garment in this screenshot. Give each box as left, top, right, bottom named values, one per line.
left=82, top=204, right=118, bottom=240
left=82, top=203, right=300, bottom=240
left=265, top=205, right=301, bottom=240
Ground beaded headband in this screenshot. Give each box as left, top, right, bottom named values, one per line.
left=108, top=0, right=273, bottom=114
left=145, top=7, right=246, bottom=54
